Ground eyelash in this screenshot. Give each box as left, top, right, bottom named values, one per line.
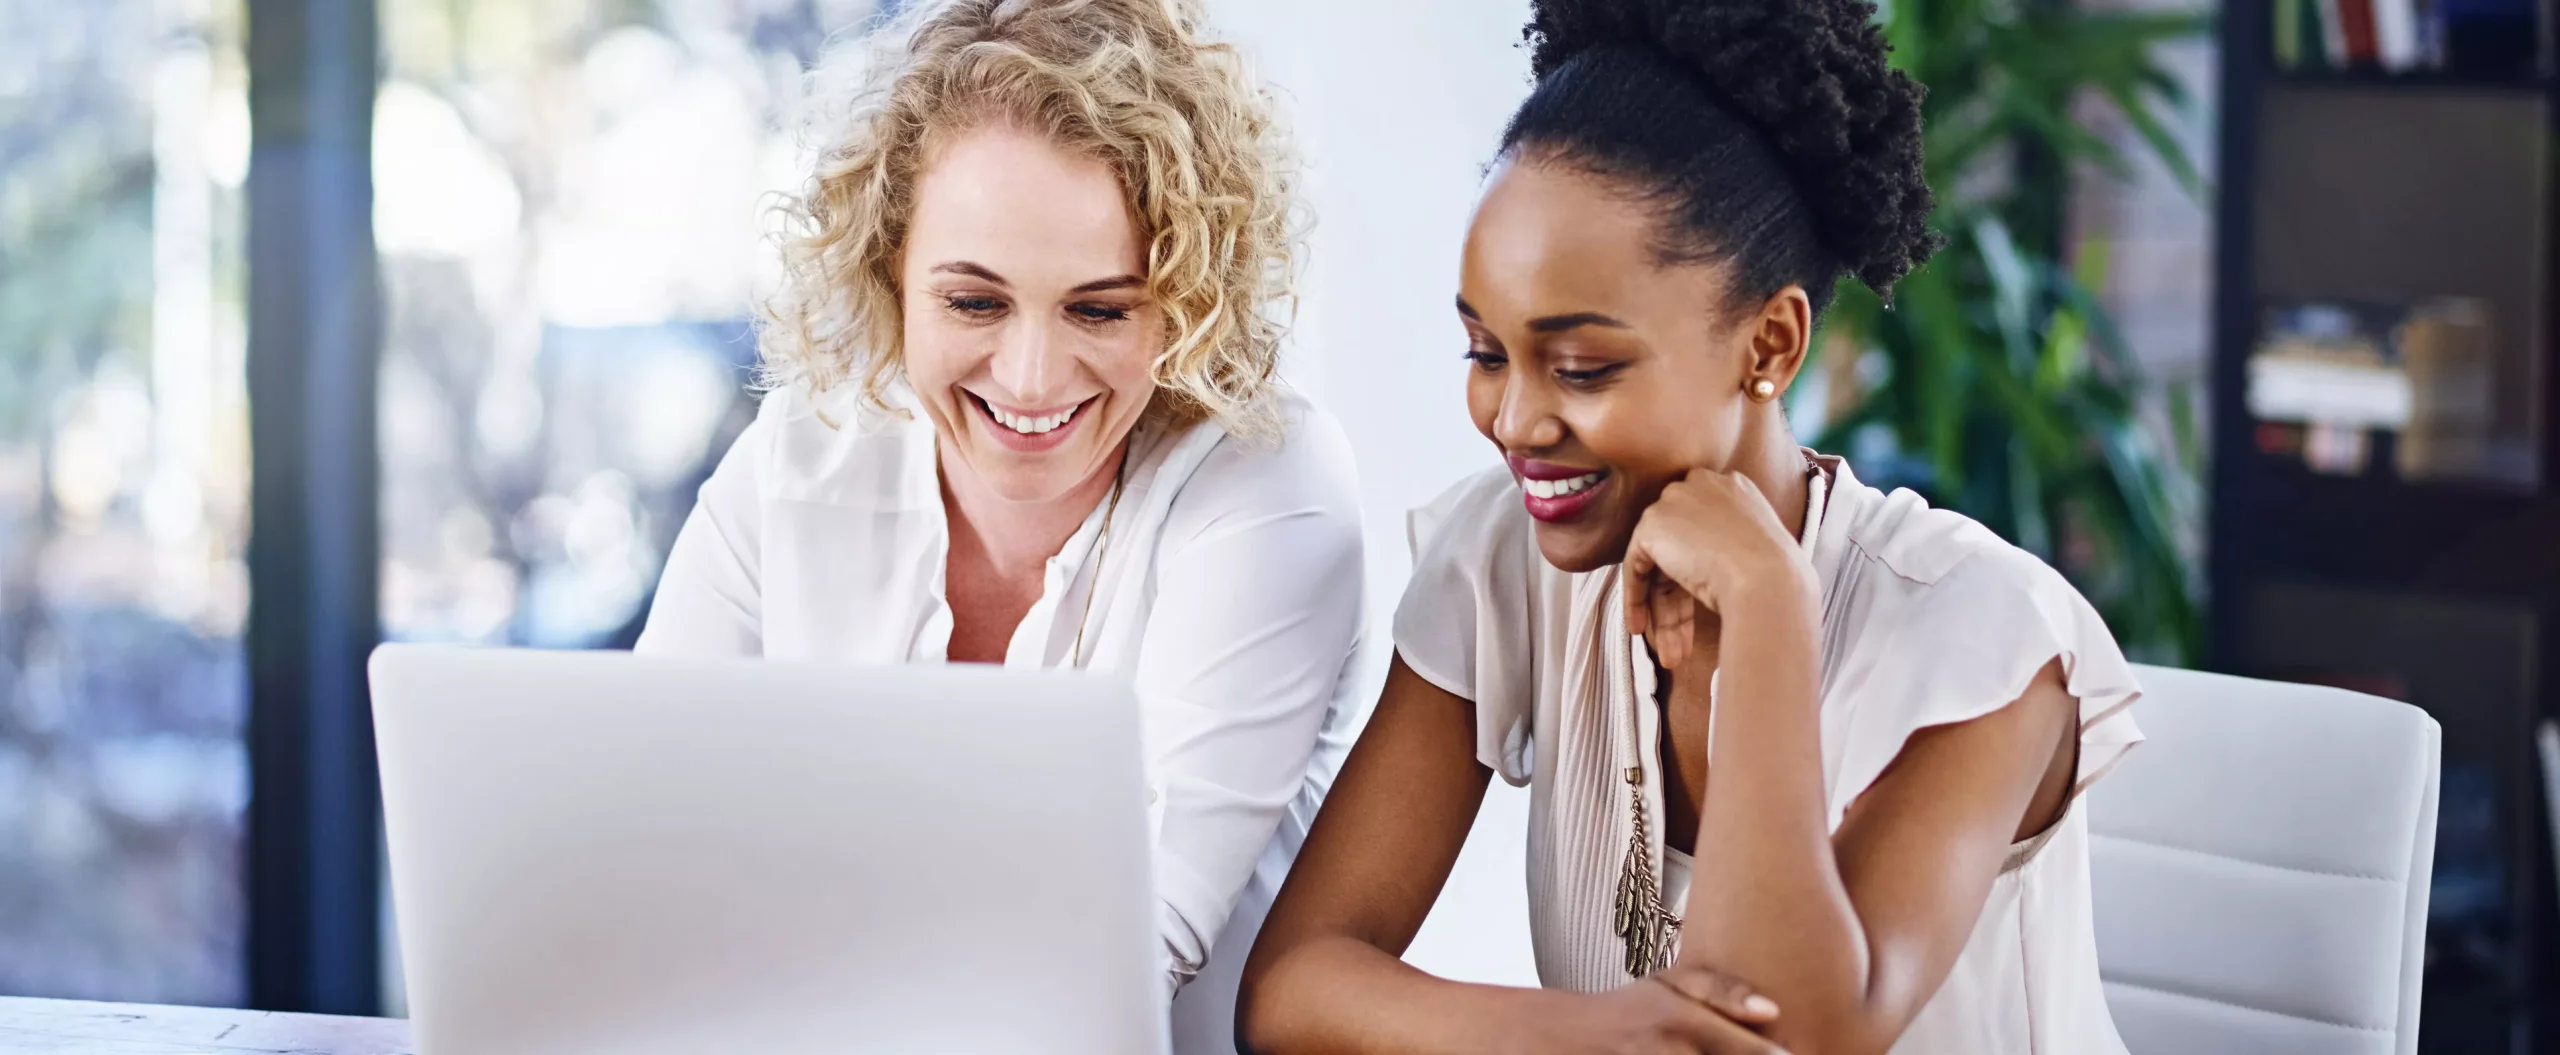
left=1556, top=363, right=1627, bottom=386
left=1463, top=350, right=1626, bottom=388
left=942, top=297, right=1133, bottom=326
left=945, top=295, right=1004, bottom=319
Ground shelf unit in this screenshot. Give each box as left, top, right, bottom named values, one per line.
left=2214, top=5, right=2560, bottom=1052
left=2270, top=69, right=2555, bottom=91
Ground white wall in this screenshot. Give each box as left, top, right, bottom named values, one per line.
left=1208, top=0, right=1542, bottom=989
left=1213, top=0, right=1528, bottom=620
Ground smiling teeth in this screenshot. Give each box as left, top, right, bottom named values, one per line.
left=988, top=402, right=1079, bottom=435
left=1524, top=473, right=1604, bottom=500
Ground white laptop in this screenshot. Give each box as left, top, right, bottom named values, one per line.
left=370, top=644, right=1167, bottom=1055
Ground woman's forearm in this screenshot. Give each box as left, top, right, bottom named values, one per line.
left=1241, top=937, right=1557, bottom=1055
left=1680, top=582, right=1880, bottom=1050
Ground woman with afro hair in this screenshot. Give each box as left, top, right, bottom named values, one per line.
left=1238, top=1, right=2140, bottom=1052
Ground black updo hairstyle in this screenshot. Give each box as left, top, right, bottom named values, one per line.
left=1501, top=0, right=1941, bottom=316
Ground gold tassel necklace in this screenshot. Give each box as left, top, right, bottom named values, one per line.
left=1610, top=456, right=1830, bottom=978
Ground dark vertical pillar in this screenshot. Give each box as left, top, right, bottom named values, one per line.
left=2539, top=65, right=2560, bottom=1055
left=2207, top=0, right=2267, bottom=678
left=244, top=0, right=381, bottom=1016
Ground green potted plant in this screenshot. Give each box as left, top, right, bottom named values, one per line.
left=1814, top=0, right=2211, bottom=662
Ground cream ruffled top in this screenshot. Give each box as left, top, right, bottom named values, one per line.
left=1393, top=454, right=2143, bottom=1054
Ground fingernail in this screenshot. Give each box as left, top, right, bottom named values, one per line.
left=1744, top=994, right=1779, bottom=1017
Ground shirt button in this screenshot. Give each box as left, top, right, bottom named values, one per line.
left=1146, top=787, right=1160, bottom=805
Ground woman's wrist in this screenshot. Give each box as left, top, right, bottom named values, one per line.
left=1494, top=987, right=1605, bottom=1055
left=1717, top=556, right=1820, bottom=625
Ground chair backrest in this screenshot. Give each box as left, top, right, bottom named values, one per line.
left=2539, top=720, right=2560, bottom=909
left=2091, top=665, right=2440, bottom=1055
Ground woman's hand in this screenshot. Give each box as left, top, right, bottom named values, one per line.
left=1517, top=962, right=1791, bottom=1055
left=1623, top=469, right=1818, bottom=670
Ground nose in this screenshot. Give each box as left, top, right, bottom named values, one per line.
left=1491, top=367, right=1566, bottom=453
left=986, top=317, right=1069, bottom=407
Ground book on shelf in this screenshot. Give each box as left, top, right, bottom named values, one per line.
left=2395, top=299, right=2498, bottom=481
left=2249, top=303, right=2405, bottom=475
left=2318, top=0, right=2352, bottom=64
left=2302, top=0, right=2337, bottom=69
left=2341, top=0, right=2383, bottom=63
left=2247, top=299, right=2504, bottom=482
left=2278, top=0, right=2307, bottom=67
left=2376, top=0, right=2425, bottom=68
left=2276, top=0, right=2549, bottom=74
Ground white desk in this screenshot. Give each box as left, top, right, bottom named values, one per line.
left=0, top=997, right=410, bottom=1054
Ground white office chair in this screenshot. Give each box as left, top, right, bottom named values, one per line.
left=1402, top=664, right=2445, bottom=1054
left=2090, top=664, right=2441, bottom=1055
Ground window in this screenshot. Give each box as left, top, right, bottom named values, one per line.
left=375, top=0, right=877, bottom=651
left=369, top=0, right=874, bottom=1009
left=0, top=0, right=253, bottom=1005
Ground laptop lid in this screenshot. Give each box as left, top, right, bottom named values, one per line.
left=371, top=644, right=1165, bottom=1055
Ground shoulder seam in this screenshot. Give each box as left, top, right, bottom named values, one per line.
left=1845, top=532, right=1998, bottom=588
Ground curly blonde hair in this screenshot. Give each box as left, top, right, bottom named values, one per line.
left=763, top=0, right=1299, bottom=438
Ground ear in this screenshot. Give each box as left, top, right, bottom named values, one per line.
left=1744, top=285, right=1814, bottom=396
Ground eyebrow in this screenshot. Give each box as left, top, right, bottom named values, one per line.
left=930, top=261, right=1007, bottom=285
left=930, top=262, right=1144, bottom=296
left=1454, top=297, right=1632, bottom=334
left=1070, top=274, right=1145, bottom=294
left=1528, top=311, right=1632, bottom=334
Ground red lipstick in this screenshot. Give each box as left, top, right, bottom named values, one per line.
left=1506, top=454, right=1611, bottom=523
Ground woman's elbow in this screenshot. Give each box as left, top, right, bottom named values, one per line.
left=1232, top=962, right=1285, bottom=1055
left=1755, top=1020, right=1890, bottom=1055
left=1750, top=989, right=1924, bottom=1055
left=1233, top=928, right=1321, bottom=1055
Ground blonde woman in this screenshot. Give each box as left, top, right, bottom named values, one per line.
left=636, top=2, right=1364, bottom=1048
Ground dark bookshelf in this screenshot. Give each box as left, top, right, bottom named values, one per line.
left=2272, top=68, right=2555, bottom=92
left=2215, top=4, right=2559, bottom=1052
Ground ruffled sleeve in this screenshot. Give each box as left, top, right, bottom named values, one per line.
left=1393, top=466, right=1546, bottom=785
left=1822, top=539, right=2145, bottom=827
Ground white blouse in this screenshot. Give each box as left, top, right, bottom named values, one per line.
left=1394, top=455, right=2144, bottom=1054
left=635, top=384, right=1369, bottom=1046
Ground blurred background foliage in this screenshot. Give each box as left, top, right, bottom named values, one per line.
left=1813, top=0, right=2212, bottom=663
left=0, top=0, right=253, bottom=1003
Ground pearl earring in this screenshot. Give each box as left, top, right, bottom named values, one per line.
left=1748, top=378, right=1778, bottom=402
